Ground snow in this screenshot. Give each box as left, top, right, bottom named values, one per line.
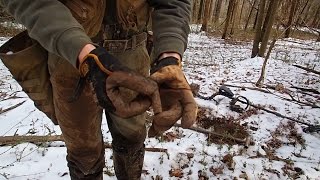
left=0, top=30, right=319, bottom=179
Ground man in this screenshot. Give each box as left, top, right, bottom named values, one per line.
left=0, top=0, right=197, bottom=179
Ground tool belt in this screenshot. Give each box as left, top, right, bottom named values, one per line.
left=0, top=31, right=58, bottom=125
left=103, top=32, right=147, bottom=53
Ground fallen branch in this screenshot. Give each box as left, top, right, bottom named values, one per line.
left=223, top=84, right=270, bottom=94
left=223, top=84, right=319, bottom=108
left=0, top=135, right=168, bottom=153
left=236, top=98, right=316, bottom=127
left=293, top=64, right=320, bottom=75
left=290, top=86, right=320, bottom=94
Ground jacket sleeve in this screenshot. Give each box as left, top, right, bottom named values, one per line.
left=147, top=0, right=191, bottom=60
left=0, top=0, right=92, bottom=67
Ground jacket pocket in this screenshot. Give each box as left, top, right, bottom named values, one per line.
left=0, top=31, right=58, bottom=125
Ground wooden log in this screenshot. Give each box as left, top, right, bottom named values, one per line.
left=0, top=135, right=168, bottom=153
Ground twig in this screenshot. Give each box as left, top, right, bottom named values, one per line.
left=0, top=100, right=26, bottom=114
left=0, top=135, right=168, bottom=153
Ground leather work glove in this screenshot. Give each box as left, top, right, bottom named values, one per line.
left=79, top=47, right=162, bottom=118
left=148, top=56, right=198, bottom=137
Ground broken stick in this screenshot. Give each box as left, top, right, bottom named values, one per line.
left=0, top=135, right=167, bottom=153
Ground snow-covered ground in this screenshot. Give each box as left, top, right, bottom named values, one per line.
left=0, top=31, right=319, bottom=179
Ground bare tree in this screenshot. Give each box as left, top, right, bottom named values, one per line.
left=201, top=0, right=213, bottom=31
left=198, top=0, right=205, bottom=24
left=192, top=0, right=199, bottom=23
left=230, top=0, right=240, bottom=35
left=296, top=0, right=310, bottom=26
left=213, top=0, right=223, bottom=24
left=245, top=0, right=258, bottom=30
left=222, top=0, right=236, bottom=39
left=284, top=0, right=298, bottom=38
left=239, top=0, right=246, bottom=27
left=251, top=0, right=267, bottom=57
left=259, top=0, right=279, bottom=57
left=311, top=5, right=320, bottom=27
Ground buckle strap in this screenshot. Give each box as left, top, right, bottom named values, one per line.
left=103, top=32, right=147, bottom=53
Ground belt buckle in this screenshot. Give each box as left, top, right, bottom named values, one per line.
left=103, top=40, right=128, bottom=53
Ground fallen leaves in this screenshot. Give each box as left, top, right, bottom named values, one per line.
left=169, top=168, right=183, bottom=178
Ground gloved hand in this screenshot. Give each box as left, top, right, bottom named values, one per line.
left=79, top=47, right=161, bottom=118
left=148, top=56, right=198, bottom=137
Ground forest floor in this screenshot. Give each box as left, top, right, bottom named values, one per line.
left=0, top=26, right=319, bottom=179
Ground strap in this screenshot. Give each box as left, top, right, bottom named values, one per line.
left=150, top=57, right=180, bottom=74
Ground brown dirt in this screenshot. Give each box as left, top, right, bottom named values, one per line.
left=0, top=25, right=22, bottom=37
left=196, top=106, right=249, bottom=145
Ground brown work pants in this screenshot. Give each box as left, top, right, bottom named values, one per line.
left=48, top=44, right=150, bottom=179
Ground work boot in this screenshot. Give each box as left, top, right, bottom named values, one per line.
left=112, top=143, right=145, bottom=180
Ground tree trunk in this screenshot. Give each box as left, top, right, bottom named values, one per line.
left=251, top=0, right=267, bottom=57
left=245, top=0, right=258, bottom=30
left=213, top=0, right=223, bottom=24
left=259, top=0, right=279, bottom=57
left=198, top=0, right=205, bottom=24
left=239, top=0, right=246, bottom=28
left=256, top=37, right=277, bottom=87
left=201, top=0, right=213, bottom=31
left=302, top=2, right=312, bottom=25
left=261, top=0, right=271, bottom=41
left=222, top=0, right=236, bottom=39
left=297, top=0, right=309, bottom=26
left=311, top=5, right=320, bottom=27
left=208, top=0, right=215, bottom=23
left=284, top=0, right=298, bottom=38
left=230, top=0, right=240, bottom=35
left=192, top=0, right=199, bottom=23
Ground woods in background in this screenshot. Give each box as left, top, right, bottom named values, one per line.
left=192, top=0, right=320, bottom=57
left=0, top=1, right=319, bottom=56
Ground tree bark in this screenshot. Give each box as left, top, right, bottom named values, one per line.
left=201, top=0, right=213, bottom=31
left=256, top=38, right=277, bottom=87
left=230, top=0, right=240, bottom=35
left=284, top=0, right=298, bottom=38
left=251, top=0, right=267, bottom=57
left=222, top=0, right=236, bottom=39
left=311, top=5, right=320, bottom=27
left=198, top=0, right=205, bottom=24
left=258, top=0, right=279, bottom=57
left=213, top=0, right=223, bottom=24
left=296, top=0, right=309, bottom=26
left=192, top=0, right=199, bottom=23
left=245, top=0, right=258, bottom=30
left=239, top=0, right=246, bottom=28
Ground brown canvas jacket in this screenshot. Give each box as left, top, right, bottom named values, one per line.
left=0, top=0, right=191, bottom=66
